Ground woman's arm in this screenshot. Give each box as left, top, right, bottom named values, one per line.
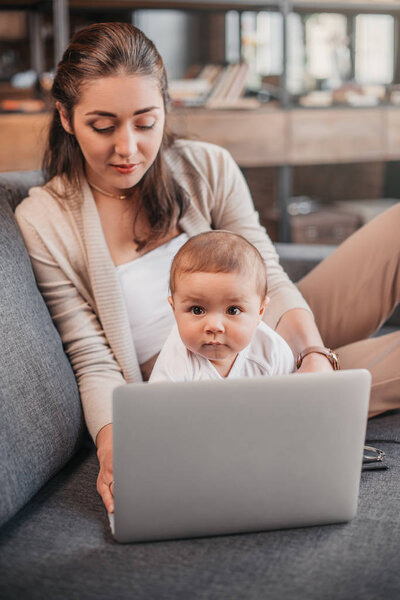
left=15, top=202, right=124, bottom=441
left=15, top=200, right=124, bottom=511
left=276, top=308, right=334, bottom=373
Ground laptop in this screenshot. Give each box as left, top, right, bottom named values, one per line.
left=110, top=369, right=371, bottom=543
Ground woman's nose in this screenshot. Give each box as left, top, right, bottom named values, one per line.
left=115, top=126, right=137, bottom=158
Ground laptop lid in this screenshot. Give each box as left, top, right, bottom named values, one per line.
left=112, top=369, right=371, bottom=543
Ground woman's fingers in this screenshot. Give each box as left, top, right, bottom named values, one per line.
left=96, top=423, right=114, bottom=513
left=97, top=471, right=114, bottom=513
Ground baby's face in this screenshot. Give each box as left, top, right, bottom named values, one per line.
left=169, top=271, right=267, bottom=375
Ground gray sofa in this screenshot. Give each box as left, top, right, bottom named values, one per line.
left=1, top=171, right=400, bottom=600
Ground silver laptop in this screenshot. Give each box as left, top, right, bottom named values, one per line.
left=110, top=369, right=371, bottom=543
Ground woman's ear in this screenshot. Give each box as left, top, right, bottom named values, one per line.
left=56, top=101, right=74, bottom=135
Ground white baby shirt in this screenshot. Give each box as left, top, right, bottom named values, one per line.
left=149, top=321, right=295, bottom=383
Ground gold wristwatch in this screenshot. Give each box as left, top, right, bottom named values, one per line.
left=296, top=346, right=340, bottom=370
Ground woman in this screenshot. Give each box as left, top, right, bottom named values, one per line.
left=15, top=22, right=400, bottom=514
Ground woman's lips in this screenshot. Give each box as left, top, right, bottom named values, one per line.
left=111, top=163, right=138, bottom=174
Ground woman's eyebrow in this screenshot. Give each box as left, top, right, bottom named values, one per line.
left=134, top=106, right=160, bottom=115
left=85, top=106, right=160, bottom=117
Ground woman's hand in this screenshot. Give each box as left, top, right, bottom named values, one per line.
left=96, top=423, right=114, bottom=513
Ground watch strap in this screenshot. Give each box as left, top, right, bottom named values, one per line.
left=296, top=346, right=340, bottom=370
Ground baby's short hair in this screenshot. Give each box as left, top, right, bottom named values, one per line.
left=170, top=231, right=268, bottom=299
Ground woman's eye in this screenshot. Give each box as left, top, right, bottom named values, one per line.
left=227, top=306, right=241, bottom=315
left=91, top=124, right=114, bottom=134
left=190, top=306, right=204, bottom=315
left=136, top=122, right=156, bottom=130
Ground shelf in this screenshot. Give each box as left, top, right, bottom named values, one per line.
left=171, top=106, right=400, bottom=166
left=4, top=0, right=400, bottom=10
left=0, top=1, right=47, bottom=7
left=169, top=106, right=400, bottom=166
left=291, top=0, right=400, bottom=14
left=68, top=0, right=282, bottom=11
left=168, top=107, right=287, bottom=167
left=288, top=108, right=386, bottom=164
left=3, top=106, right=400, bottom=172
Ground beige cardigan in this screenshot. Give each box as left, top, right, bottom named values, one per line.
left=15, top=140, right=310, bottom=441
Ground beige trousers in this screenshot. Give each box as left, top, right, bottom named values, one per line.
left=296, top=202, right=400, bottom=417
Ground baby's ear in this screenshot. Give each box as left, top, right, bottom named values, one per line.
left=168, top=296, right=175, bottom=311
left=259, top=295, right=269, bottom=317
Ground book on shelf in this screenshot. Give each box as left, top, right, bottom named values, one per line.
left=169, top=62, right=260, bottom=109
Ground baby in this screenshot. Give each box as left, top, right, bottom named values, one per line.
left=149, top=231, right=294, bottom=382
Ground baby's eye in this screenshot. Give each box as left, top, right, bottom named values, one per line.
left=227, top=306, right=241, bottom=316
left=190, top=306, right=204, bottom=315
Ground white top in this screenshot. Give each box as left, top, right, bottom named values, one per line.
left=149, top=321, right=295, bottom=383
left=116, top=233, right=188, bottom=364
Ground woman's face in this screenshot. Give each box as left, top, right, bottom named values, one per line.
left=58, top=74, right=165, bottom=193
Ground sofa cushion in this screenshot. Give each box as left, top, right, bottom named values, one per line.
left=0, top=172, right=84, bottom=527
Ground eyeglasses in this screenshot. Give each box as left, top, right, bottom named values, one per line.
left=363, top=445, right=385, bottom=463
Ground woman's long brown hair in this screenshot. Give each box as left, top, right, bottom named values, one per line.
left=43, top=22, right=189, bottom=250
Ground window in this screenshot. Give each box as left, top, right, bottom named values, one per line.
left=355, top=14, right=394, bottom=85
left=305, top=13, right=350, bottom=88
left=226, top=11, right=283, bottom=88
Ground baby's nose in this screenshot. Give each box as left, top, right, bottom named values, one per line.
left=205, top=315, right=225, bottom=333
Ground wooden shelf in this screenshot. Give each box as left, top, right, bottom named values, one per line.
left=4, top=0, right=399, bottom=10
left=168, top=107, right=287, bottom=167
left=291, top=0, right=400, bottom=12
left=169, top=106, right=400, bottom=166
left=0, top=0, right=45, bottom=7
left=68, top=0, right=281, bottom=11
left=4, top=106, right=400, bottom=172
left=288, top=108, right=386, bottom=165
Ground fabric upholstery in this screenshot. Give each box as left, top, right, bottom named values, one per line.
left=0, top=170, right=44, bottom=212
left=0, top=172, right=84, bottom=527
left=0, top=412, right=399, bottom=600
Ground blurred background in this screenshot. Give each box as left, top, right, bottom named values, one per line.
left=1, top=0, right=400, bottom=244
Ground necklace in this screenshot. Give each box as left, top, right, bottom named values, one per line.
left=88, top=180, right=133, bottom=201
